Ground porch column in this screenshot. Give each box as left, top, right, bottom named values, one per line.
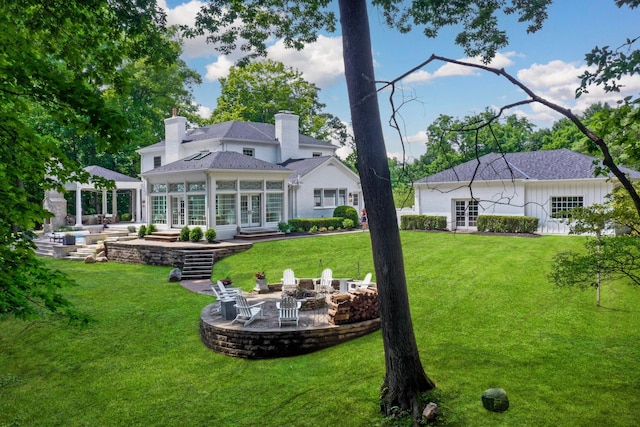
left=135, top=188, right=141, bottom=222
left=101, top=189, right=107, bottom=216
left=111, top=189, right=117, bottom=220
left=75, top=185, right=83, bottom=227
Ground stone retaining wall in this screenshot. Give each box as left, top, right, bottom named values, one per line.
left=200, top=304, right=381, bottom=359
left=105, top=241, right=252, bottom=267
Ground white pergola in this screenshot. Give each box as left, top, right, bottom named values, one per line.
left=64, top=166, right=143, bottom=227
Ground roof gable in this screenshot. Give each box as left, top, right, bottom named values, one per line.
left=416, top=149, right=640, bottom=183
left=281, top=156, right=358, bottom=183
left=84, top=165, right=140, bottom=182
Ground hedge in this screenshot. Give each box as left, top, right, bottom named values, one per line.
left=476, top=215, right=538, bottom=234
left=333, top=205, right=360, bottom=226
left=400, top=215, right=447, bottom=231
left=289, top=217, right=349, bottom=231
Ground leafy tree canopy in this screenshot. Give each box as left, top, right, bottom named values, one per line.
left=209, top=59, right=348, bottom=145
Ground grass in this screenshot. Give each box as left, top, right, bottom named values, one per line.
left=1, top=232, right=640, bottom=426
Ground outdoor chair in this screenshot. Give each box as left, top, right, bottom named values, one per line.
left=349, top=272, right=373, bottom=291
left=314, top=268, right=333, bottom=293
left=281, top=268, right=299, bottom=293
left=217, top=280, right=242, bottom=297
left=276, top=295, right=301, bottom=327
left=232, top=295, right=265, bottom=326
left=209, top=284, right=240, bottom=315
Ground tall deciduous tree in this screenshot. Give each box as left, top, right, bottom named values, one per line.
left=192, top=0, right=552, bottom=420
left=0, top=0, right=174, bottom=320
left=209, top=59, right=348, bottom=144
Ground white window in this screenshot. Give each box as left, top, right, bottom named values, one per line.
left=314, top=188, right=348, bottom=208
left=243, top=148, right=255, bottom=157
left=551, top=196, right=584, bottom=219
left=215, top=194, right=236, bottom=225
left=266, top=193, right=283, bottom=223
left=351, top=193, right=359, bottom=207
left=151, top=196, right=166, bottom=224
left=188, top=195, right=206, bottom=226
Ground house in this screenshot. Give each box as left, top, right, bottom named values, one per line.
left=412, top=149, right=640, bottom=234
left=137, top=112, right=361, bottom=239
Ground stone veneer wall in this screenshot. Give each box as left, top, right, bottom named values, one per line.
left=200, top=304, right=381, bottom=359
left=104, top=242, right=252, bottom=267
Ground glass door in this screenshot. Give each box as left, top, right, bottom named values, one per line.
left=240, top=194, right=261, bottom=227
left=455, top=200, right=478, bottom=229
left=171, top=195, right=185, bottom=227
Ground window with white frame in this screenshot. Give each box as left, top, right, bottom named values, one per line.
left=312, top=152, right=322, bottom=157
left=266, top=193, right=283, bottom=223
left=455, top=200, right=478, bottom=227
left=151, top=196, right=167, bottom=224
left=243, top=148, right=255, bottom=157
left=188, top=195, right=206, bottom=226
left=313, top=188, right=348, bottom=208
left=215, top=194, right=236, bottom=225
left=551, top=196, right=584, bottom=218
left=351, top=193, right=359, bottom=207
left=153, top=156, right=161, bottom=168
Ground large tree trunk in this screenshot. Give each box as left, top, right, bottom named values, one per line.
left=338, top=0, right=436, bottom=419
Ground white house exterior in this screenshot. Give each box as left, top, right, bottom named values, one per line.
left=137, top=112, right=361, bottom=239
left=413, top=149, right=640, bottom=234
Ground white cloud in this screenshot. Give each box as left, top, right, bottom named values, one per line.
left=267, top=35, right=344, bottom=87
left=204, top=56, right=235, bottom=81
left=404, top=52, right=517, bottom=84
left=196, top=104, right=211, bottom=119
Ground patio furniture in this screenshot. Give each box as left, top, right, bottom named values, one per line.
left=232, top=295, right=265, bottom=326
left=314, top=268, right=333, bottom=293
left=210, top=284, right=238, bottom=316
left=277, top=295, right=301, bottom=327
left=281, top=268, right=299, bottom=293
left=348, top=272, right=373, bottom=291
left=217, top=280, right=242, bottom=297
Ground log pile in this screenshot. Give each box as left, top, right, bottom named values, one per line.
left=327, top=289, right=379, bottom=325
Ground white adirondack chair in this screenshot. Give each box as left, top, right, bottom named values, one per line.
left=276, top=295, right=301, bottom=327
left=348, top=272, right=373, bottom=291
left=314, top=268, right=333, bottom=293
left=232, top=295, right=264, bottom=326
left=281, top=268, right=299, bottom=293
left=217, top=280, right=242, bottom=297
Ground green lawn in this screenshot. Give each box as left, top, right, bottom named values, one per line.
left=2, top=232, right=640, bottom=426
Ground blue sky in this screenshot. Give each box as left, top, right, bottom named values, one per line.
left=161, top=1, right=640, bottom=161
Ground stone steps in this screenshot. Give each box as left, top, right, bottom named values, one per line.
left=234, top=228, right=284, bottom=240
left=181, top=250, right=215, bottom=280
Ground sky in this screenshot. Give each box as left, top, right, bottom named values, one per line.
left=160, top=1, right=640, bottom=161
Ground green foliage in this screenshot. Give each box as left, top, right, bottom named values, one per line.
left=277, top=221, right=290, bottom=233
left=309, top=225, right=318, bottom=233
left=120, top=213, right=132, bottom=222
left=180, top=226, right=191, bottom=242
left=400, top=215, right=447, bottom=230
left=146, top=224, right=157, bottom=235
left=189, top=227, right=203, bottom=242
left=205, top=228, right=217, bottom=243
left=208, top=59, right=347, bottom=144
left=342, top=218, right=355, bottom=229
left=332, top=205, right=359, bottom=225
left=476, top=215, right=539, bottom=234
left=288, top=217, right=344, bottom=231
left=137, top=225, right=147, bottom=238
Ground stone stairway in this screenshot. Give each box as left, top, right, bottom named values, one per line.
left=34, top=240, right=56, bottom=257
left=181, top=249, right=215, bottom=280
left=234, top=228, right=284, bottom=240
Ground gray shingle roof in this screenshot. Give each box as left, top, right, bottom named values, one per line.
left=281, top=156, right=334, bottom=182
left=142, top=151, right=292, bottom=175
left=85, top=165, right=140, bottom=182
left=415, top=149, right=640, bottom=183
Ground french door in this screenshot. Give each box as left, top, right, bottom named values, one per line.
left=171, top=195, right=185, bottom=227
left=240, top=194, right=261, bottom=227
left=455, top=200, right=478, bottom=229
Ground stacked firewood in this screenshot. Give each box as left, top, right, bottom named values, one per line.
left=327, top=289, right=379, bottom=325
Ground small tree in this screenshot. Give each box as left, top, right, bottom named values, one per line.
left=189, top=227, right=203, bottom=242
left=180, top=226, right=190, bottom=242
left=205, top=228, right=217, bottom=243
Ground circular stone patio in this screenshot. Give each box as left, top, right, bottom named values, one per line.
left=183, top=280, right=381, bottom=359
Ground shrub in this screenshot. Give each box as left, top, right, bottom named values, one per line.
left=342, top=218, right=354, bottom=229
left=146, top=224, right=157, bottom=234
left=288, top=217, right=344, bottom=231
left=476, top=215, right=538, bottom=234
left=180, top=226, right=190, bottom=242
left=319, top=227, right=328, bottom=232
left=205, top=228, right=217, bottom=242
left=310, top=225, right=318, bottom=233
left=400, top=215, right=447, bottom=231
left=189, top=227, right=203, bottom=242
left=137, top=225, right=147, bottom=238
left=333, top=205, right=359, bottom=226
left=277, top=221, right=290, bottom=232
left=121, top=213, right=132, bottom=222
left=328, top=226, right=334, bottom=231
left=127, top=225, right=136, bottom=233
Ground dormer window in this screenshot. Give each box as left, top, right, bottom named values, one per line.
left=153, top=156, right=161, bottom=168
left=312, top=152, right=321, bottom=157
left=243, top=148, right=255, bottom=157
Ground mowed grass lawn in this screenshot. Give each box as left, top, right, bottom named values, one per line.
left=2, top=232, right=640, bottom=426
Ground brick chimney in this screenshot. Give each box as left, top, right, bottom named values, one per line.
left=164, top=112, right=186, bottom=164
left=275, top=112, right=299, bottom=162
